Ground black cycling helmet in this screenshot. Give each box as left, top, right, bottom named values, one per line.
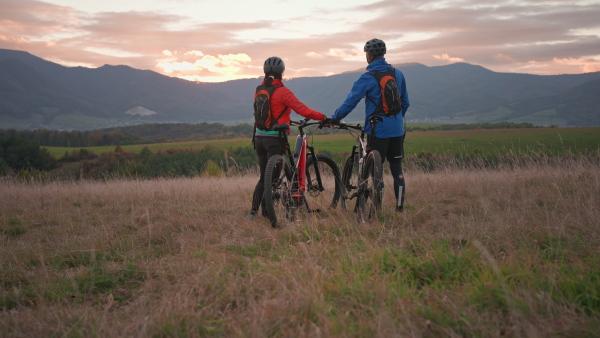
left=364, top=38, right=386, bottom=56
left=263, top=56, right=285, bottom=74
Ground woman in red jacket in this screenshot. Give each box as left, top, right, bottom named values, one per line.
left=247, top=56, right=326, bottom=220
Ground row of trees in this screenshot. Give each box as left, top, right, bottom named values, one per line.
left=0, top=123, right=255, bottom=148
left=60, top=146, right=258, bottom=179
left=0, top=134, right=257, bottom=180
left=0, top=129, right=146, bottom=148
left=0, top=121, right=542, bottom=180
left=0, top=122, right=538, bottom=148
left=4, top=133, right=597, bottom=181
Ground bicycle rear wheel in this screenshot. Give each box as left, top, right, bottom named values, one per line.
left=357, top=150, right=383, bottom=223
left=341, top=154, right=359, bottom=210
left=264, top=155, right=296, bottom=228
left=305, top=154, right=342, bottom=212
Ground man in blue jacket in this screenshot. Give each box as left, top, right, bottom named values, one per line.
left=331, top=38, right=410, bottom=212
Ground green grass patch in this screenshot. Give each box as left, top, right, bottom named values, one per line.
left=44, top=138, right=252, bottom=158
left=1, top=260, right=145, bottom=310
left=1, top=218, right=27, bottom=237
left=44, top=127, right=600, bottom=159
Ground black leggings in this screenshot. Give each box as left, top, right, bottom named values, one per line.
left=250, top=136, right=284, bottom=215
left=368, top=135, right=406, bottom=208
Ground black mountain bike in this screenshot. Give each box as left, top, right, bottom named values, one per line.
left=338, top=116, right=384, bottom=223
left=264, top=120, right=342, bottom=228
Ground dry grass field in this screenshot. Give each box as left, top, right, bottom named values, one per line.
left=1, top=158, right=599, bottom=336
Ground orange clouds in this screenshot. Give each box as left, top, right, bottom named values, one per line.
left=553, top=57, right=600, bottom=73
left=157, top=50, right=254, bottom=82
left=1, top=0, right=599, bottom=81
left=433, top=54, right=466, bottom=63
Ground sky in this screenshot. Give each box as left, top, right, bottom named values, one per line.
left=1, top=0, right=600, bottom=82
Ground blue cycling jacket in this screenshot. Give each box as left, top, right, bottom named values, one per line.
left=332, top=58, right=410, bottom=138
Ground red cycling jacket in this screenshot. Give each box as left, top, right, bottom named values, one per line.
left=257, top=79, right=326, bottom=127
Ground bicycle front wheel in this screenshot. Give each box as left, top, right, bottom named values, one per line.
left=357, top=150, right=383, bottom=223
left=264, top=155, right=296, bottom=228
left=305, top=154, right=342, bottom=212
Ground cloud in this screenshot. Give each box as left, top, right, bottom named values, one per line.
left=433, top=53, right=465, bottom=63
left=156, top=51, right=253, bottom=81
left=185, top=50, right=204, bottom=57
left=326, top=48, right=360, bottom=58
left=306, top=52, right=323, bottom=59
left=1, top=0, right=599, bottom=80
left=553, top=57, right=600, bottom=73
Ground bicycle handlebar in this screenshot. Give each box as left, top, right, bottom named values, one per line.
left=289, top=119, right=324, bottom=127
left=335, top=115, right=382, bottom=132
left=288, top=119, right=365, bottom=133
left=337, top=122, right=362, bottom=131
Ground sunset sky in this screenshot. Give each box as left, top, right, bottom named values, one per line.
left=1, top=0, right=599, bottom=82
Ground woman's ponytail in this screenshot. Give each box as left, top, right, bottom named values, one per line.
left=263, top=71, right=282, bottom=87
left=264, top=75, right=275, bottom=87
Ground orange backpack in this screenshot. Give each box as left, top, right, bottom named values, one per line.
left=366, top=67, right=402, bottom=117
left=253, top=84, right=284, bottom=130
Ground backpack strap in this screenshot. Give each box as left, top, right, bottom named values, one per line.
left=268, top=85, right=286, bottom=126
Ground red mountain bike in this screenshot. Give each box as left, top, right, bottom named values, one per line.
left=263, top=120, right=342, bottom=228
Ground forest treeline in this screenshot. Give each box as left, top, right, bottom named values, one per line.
left=0, top=122, right=536, bottom=148
left=1, top=121, right=545, bottom=180
left=5, top=133, right=595, bottom=182
left=0, top=134, right=256, bottom=179
left=59, top=146, right=258, bottom=179
left=0, top=123, right=255, bottom=148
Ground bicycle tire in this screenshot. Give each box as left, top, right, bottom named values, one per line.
left=341, top=154, right=359, bottom=210
left=305, top=154, right=342, bottom=212
left=357, top=150, right=383, bottom=223
left=264, top=155, right=295, bottom=228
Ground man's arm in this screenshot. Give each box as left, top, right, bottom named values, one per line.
left=332, top=74, right=371, bottom=122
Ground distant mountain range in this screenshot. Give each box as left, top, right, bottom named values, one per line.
left=1, top=48, right=599, bottom=130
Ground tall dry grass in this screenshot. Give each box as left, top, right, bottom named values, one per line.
left=1, top=158, right=599, bottom=337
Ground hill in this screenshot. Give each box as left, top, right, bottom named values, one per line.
left=0, top=58, right=107, bottom=122
left=1, top=49, right=600, bottom=130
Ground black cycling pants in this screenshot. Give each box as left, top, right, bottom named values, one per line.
left=251, top=136, right=284, bottom=215
left=369, top=135, right=406, bottom=208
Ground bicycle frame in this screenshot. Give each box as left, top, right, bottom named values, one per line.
left=340, top=115, right=383, bottom=206
left=264, top=120, right=342, bottom=227
left=345, top=129, right=368, bottom=201
left=277, top=119, right=327, bottom=209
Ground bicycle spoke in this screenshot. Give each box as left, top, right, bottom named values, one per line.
left=304, top=154, right=342, bottom=213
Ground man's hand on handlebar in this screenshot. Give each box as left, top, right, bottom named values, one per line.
left=319, top=117, right=337, bottom=129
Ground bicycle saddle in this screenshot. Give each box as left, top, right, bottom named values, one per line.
left=272, top=123, right=290, bottom=131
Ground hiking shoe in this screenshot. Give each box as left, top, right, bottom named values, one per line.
left=246, top=213, right=255, bottom=220
left=396, top=206, right=404, bottom=213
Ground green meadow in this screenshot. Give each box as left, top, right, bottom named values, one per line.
left=44, top=126, right=600, bottom=158
left=4, top=125, right=600, bottom=336
left=2, top=159, right=599, bottom=336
